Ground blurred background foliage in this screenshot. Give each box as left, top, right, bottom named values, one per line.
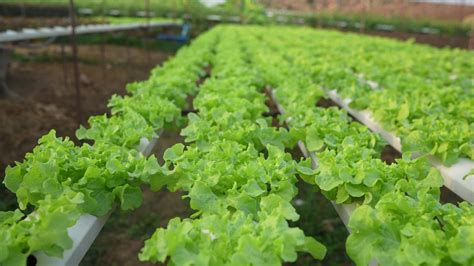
left=0, top=0, right=472, bottom=36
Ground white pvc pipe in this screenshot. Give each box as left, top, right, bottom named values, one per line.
left=34, top=131, right=161, bottom=266
left=0, top=22, right=178, bottom=43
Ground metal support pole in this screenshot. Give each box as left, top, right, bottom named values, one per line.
left=0, top=47, right=11, bottom=96
left=146, top=0, right=150, bottom=28
left=69, top=0, right=83, bottom=125
left=20, top=2, right=26, bottom=20
left=360, top=0, right=367, bottom=33
left=240, top=0, right=245, bottom=24
left=100, top=0, right=106, bottom=84
left=126, top=42, right=131, bottom=80
left=99, top=36, right=106, bottom=90
left=60, top=43, right=69, bottom=91
left=145, top=0, right=151, bottom=66
left=469, top=30, right=474, bottom=50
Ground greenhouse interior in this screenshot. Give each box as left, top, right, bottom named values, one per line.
left=0, top=0, right=473, bottom=265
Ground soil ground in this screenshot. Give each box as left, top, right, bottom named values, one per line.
left=0, top=43, right=174, bottom=210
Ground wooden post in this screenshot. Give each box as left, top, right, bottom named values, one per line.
left=100, top=0, right=106, bottom=85
left=240, top=0, right=245, bottom=24
left=469, top=27, right=474, bottom=50
left=145, top=0, right=151, bottom=66
left=0, top=48, right=11, bottom=96
left=60, top=43, right=69, bottom=92
left=69, top=0, right=83, bottom=125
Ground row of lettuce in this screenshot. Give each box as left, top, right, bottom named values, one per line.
left=2, top=0, right=471, bottom=37
left=0, top=28, right=217, bottom=265
left=293, top=28, right=474, bottom=166
left=237, top=26, right=473, bottom=265
left=141, top=25, right=474, bottom=265
left=244, top=25, right=473, bottom=169
left=1, top=24, right=473, bottom=265
left=138, top=27, right=326, bottom=265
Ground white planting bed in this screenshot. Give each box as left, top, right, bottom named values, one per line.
left=269, top=89, right=356, bottom=230
left=297, top=140, right=357, bottom=230
left=34, top=136, right=159, bottom=266
left=0, top=22, right=178, bottom=43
